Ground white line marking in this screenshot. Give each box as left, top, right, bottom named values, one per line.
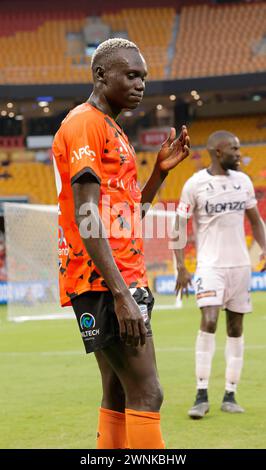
left=10, top=313, right=74, bottom=322
left=1, top=344, right=266, bottom=357
left=8, top=305, right=177, bottom=322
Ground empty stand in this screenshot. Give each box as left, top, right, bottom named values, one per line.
left=171, top=3, right=266, bottom=78
left=103, top=8, right=175, bottom=79
left=188, top=115, right=266, bottom=146
left=0, top=162, right=57, bottom=204
left=1, top=3, right=265, bottom=83
left=0, top=7, right=174, bottom=84
left=0, top=13, right=91, bottom=84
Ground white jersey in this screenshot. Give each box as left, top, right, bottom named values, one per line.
left=176, top=169, right=257, bottom=268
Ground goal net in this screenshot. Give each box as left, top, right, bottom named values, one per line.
left=4, top=203, right=187, bottom=322
left=4, top=203, right=73, bottom=322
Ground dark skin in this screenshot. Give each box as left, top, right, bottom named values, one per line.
left=73, top=47, right=190, bottom=412
left=174, top=133, right=266, bottom=338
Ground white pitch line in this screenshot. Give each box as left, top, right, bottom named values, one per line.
left=9, top=305, right=177, bottom=322
left=1, top=344, right=266, bottom=357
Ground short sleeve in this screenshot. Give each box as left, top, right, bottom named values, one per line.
left=176, top=176, right=196, bottom=219
left=245, top=174, right=257, bottom=209
left=65, top=113, right=106, bottom=185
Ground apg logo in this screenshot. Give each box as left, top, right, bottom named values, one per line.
left=80, top=313, right=95, bottom=330
left=71, top=145, right=96, bottom=163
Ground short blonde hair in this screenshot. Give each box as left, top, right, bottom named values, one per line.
left=91, top=38, right=139, bottom=70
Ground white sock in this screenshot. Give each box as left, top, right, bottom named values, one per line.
left=195, top=330, right=216, bottom=390
left=175, top=291, right=183, bottom=309
left=225, top=335, right=244, bottom=393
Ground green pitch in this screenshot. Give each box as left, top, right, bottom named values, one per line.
left=0, top=292, right=265, bottom=449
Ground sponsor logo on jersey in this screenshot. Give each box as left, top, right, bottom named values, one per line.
left=71, top=145, right=96, bottom=163
left=206, top=182, right=214, bottom=192
left=106, top=177, right=138, bottom=193
left=58, top=225, right=69, bottom=256
left=117, top=138, right=130, bottom=164
left=205, top=200, right=245, bottom=215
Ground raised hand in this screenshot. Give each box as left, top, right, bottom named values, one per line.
left=156, top=125, right=190, bottom=174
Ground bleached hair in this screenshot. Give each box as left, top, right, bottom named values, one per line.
left=91, top=38, right=139, bottom=70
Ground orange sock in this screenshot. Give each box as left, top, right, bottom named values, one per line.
left=125, top=408, right=165, bottom=449
left=96, top=407, right=126, bottom=449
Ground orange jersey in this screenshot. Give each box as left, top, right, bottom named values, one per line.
left=52, top=103, right=148, bottom=307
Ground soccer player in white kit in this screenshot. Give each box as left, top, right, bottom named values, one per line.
left=173, top=130, right=266, bottom=419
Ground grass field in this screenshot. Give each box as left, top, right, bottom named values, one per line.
left=0, top=292, right=265, bottom=449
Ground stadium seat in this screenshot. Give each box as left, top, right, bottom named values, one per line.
left=0, top=7, right=174, bottom=83
left=0, top=162, right=57, bottom=204
left=188, top=116, right=266, bottom=146
left=171, top=3, right=266, bottom=78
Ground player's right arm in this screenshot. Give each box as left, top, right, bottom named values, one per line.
left=73, top=174, right=147, bottom=347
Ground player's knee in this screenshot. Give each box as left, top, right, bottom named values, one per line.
left=204, top=318, right=217, bottom=333
left=227, top=325, right=243, bottom=337
left=145, top=379, right=163, bottom=409
left=152, top=381, right=164, bottom=409
left=127, top=378, right=163, bottom=411
left=141, top=379, right=164, bottom=410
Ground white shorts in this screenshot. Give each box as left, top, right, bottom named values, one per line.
left=194, top=266, right=252, bottom=313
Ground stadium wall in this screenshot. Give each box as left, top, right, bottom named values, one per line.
left=1, top=72, right=266, bottom=100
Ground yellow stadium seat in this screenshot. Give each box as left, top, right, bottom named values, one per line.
left=171, top=3, right=266, bottom=78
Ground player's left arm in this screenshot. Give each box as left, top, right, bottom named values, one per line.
left=141, top=126, right=190, bottom=216
left=246, top=206, right=266, bottom=271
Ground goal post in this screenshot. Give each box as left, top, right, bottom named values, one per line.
left=4, top=202, right=73, bottom=322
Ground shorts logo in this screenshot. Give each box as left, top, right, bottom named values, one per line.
left=79, top=313, right=100, bottom=339
left=80, top=313, right=95, bottom=330
left=196, top=290, right=217, bottom=299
